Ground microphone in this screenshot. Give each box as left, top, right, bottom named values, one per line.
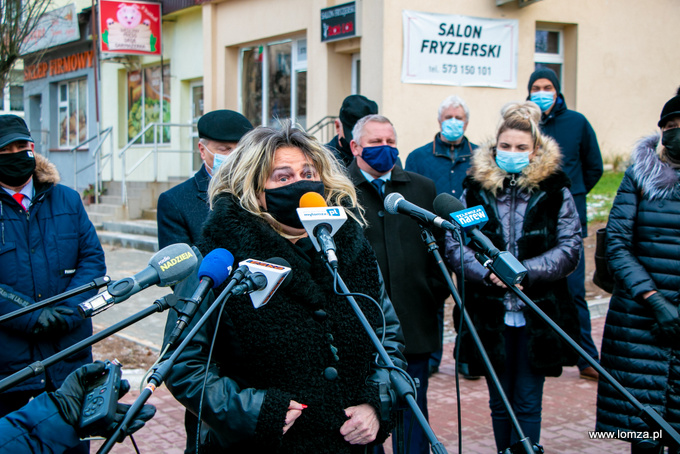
left=167, top=248, right=234, bottom=345
left=78, top=243, right=198, bottom=317
left=433, top=193, right=527, bottom=285
left=384, top=192, right=456, bottom=231
left=232, top=258, right=292, bottom=308
left=297, top=192, right=347, bottom=269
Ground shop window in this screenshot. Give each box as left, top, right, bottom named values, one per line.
left=534, top=29, right=563, bottom=82
left=240, top=38, right=307, bottom=128
left=127, top=63, right=171, bottom=145
left=1, top=83, right=24, bottom=114
left=58, top=79, right=87, bottom=148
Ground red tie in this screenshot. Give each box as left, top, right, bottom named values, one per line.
left=12, top=193, right=25, bottom=208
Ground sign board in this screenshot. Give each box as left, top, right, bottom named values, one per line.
left=401, top=10, right=518, bottom=89
left=320, top=2, right=356, bottom=42
left=24, top=50, right=94, bottom=81
left=22, top=3, right=80, bottom=55
left=99, top=0, right=162, bottom=55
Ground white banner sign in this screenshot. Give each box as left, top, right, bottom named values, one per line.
left=402, top=10, right=518, bottom=89
left=22, top=4, right=80, bottom=55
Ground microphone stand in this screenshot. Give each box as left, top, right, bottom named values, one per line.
left=325, top=262, right=449, bottom=454
left=0, top=276, right=111, bottom=324
left=96, top=266, right=250, bottom=454
left=480, top=253, right=680, bottom=450
left=0, top=294, right=178, bottom=393
left=418, top=226, right=536, bottom=454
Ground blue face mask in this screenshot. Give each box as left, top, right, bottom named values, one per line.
left=361, top=145, right=399, bottom=173
left=495, top=149, right=531, bottom=174
left=204, top=145, right=228, bottom=175
left=530, top=91, right=556, bottom=113
left=441, top=118, right=465, bottom=142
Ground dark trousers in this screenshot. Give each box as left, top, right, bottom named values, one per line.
left=566, top=248, right=600, bottom=370
left=487, top=327, right=545, bottom=452
left=0, top=388, right=89, bottom=454
left=429, top=306, right=444, bottom=372
left=376, top=353, right=431, bottom=454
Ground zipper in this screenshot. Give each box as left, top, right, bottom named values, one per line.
left=509, top=175, right=517, bottom=255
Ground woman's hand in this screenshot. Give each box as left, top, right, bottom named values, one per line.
left=489, top=273, right=523, bottom=291
left=340, top=403, right=379, bottom=445
left=283, top=400, right=306, bottom=434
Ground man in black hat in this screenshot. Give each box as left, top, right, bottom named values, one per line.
left=326, top=94, right=379, bottom=167
left=0, top=114, right=106, bottom=454
left=527, top=68, right=603, bottom=381
left=156, top=109, right=253, bottom=249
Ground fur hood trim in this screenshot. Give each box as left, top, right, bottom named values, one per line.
left=34, top=153, right=60, bottom=185
left=469, top=135, right=563, bottom=193
left=631, top=133, right=680, bottom=200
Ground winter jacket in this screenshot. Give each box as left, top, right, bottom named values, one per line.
left=0, top=391, right=80, bottom=453
left=596, top=134, right=680, bottom=437
left=157, top=165, right=211, bottom=249
left=405, top=134, right=478, bottom=198
left=164, top=194, right=406, bottom=454
left=348, top=161, right=449, bottom=356
left=538, top=94, right=603, bottom=235
left=445, top=137, right=582, bottom=376
left=0, top=154, right=106, bottom=392
left=326, top=135, right=354, bottom=168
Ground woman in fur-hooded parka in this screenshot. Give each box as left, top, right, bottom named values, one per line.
left=445, top=101, right=582, bottom=451
left=596, top=101, right=680, bottom=452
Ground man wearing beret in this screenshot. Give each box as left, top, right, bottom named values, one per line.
left=0, top=114, right=106, bottom=454
left=527, top=68, right=603, bottom=381
left=156, top=109, right=253, bottom=249
left=326, top=94, right=379, bottom=167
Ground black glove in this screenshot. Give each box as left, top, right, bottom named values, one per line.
left=50, top=361, right=157, bottom=440
left=645, top=292, right=680, bottom=341
left=32, top=306, right=74, bottom=336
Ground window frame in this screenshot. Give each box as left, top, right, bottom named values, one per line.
left=57, top=78, right=88, bottom=149
left=534, top=27, right=564, bottom=81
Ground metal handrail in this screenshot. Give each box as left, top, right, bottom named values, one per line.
left=119, top=122, right=197, bottom=205
left=307, top=115, right=338, bottom=144
left=69, top=127, right=113, bottom=202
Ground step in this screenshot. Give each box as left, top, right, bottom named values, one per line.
left=102, top=220, right=158, bottom=237
left=588, top=296, right=610, bottom=319
left=97, top=231, right=159, bottom=252
left=86, top=211, right=115, bottom=227
left=141, top=208, right=157, bottom=221
left=99, top=195, right=123, bottom=205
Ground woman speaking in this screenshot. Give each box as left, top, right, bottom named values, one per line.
left=165, top=121, right=405, bottom=453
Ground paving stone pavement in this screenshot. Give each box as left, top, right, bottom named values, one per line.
left=92, top=316, right=634, bottom=453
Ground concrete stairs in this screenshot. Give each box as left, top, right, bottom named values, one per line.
left=85, top=179, right=182, bottom=252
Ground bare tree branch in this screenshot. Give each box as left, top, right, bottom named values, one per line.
left=0, top=0, right=54, bottom=90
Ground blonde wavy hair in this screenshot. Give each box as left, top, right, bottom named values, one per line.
left=208, top=120, right=365, bottom=233
left=495, top=101, right=547, bottom=151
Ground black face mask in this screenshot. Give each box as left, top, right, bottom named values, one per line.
left=0, top=150, right=36, bottom=187
left=338, top=136, right=353, bottom=156
left=264, top=180, right=325, bottom=229
left=662, top=128, right=680, bottom=161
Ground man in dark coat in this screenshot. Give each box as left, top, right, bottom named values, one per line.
left=326, top=94, right=378, bottom=168
left=406, top=94, right=479, bottom=377
left=348, top=114, right=448, bottom=454
left=0, top=115, right=106, bottom=454
left=156, top=109, right=253, bottom=249
left=527, top=68, right=603, bottom=380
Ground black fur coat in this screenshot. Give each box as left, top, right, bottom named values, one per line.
left=165, top=194, right=405, bottom=453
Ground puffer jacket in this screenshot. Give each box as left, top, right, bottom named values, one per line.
left=444, top=137, right=582, bottom=376
left=0, top=154, right=105, bottom=392
left=596, top=134, right=680, bottom=437
left=406, top=134, right=478, bottom=198
left=164, top=194, right=406, bottom=454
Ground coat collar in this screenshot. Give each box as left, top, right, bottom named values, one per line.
left=194, top=165, right=211, bottom=200
left=468, top=135, right=563, bottom=194
left=631, top=133, right=680, bottom=200
left=348, top=160, right=411, bottom=186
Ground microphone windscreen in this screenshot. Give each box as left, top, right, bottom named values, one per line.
left=383, top=192, right=404, bottom=215
left=199, top=248, right=234, bottom=288
left=267, top=257, right=293, bottom=288
left=434, top=193, right=465, bottom=219
left=150, top=243, right=199, bottom=286
left=299, top=191, right=327, bottom=208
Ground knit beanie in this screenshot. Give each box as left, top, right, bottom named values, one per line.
left=658, top=86, right=680, bottom=127
left=527, top=68, right=561, bottom=95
